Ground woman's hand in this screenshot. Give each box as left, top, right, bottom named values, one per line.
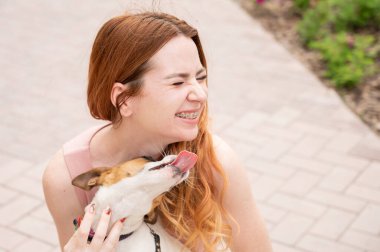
left=63, top=204, right=126, bottom=252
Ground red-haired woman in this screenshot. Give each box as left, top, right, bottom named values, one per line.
left=43, top=12, right=272, bottom=252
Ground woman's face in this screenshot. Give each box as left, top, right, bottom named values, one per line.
left=129, top=35, right=208, bottom=144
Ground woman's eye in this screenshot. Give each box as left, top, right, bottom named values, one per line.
left=172, top=82, right=184, bottom=86
left=197, top=75, right=207, bottom=81
left=172, top=75, right=207, bottom=86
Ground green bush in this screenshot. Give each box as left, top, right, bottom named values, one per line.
left=297, top=0, right=380, bottom=88
left=310, top=33, right=377, bottom=88
left=330, top=0, right=380, bottom=31
left=293, top=0, right=310, bottom=12
left=298, top=0, right=380, bottom=44
left=298, top=1, right=329, bottom=44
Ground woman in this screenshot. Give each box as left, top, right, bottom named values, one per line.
left=43, top=12, right=272, bottom=252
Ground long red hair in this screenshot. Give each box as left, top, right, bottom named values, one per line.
left=87, top=12, right=232, bottom=251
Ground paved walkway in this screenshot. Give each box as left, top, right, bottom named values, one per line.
left=1, top=0, right=380, bottom=251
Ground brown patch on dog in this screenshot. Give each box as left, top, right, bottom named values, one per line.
left=72, top=157, right=163, bottom=224
left=72, top=168, right=104, bottom=191
left=72, top=158, right=148, bottom=190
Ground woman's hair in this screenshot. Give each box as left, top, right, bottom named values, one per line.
left=87, top=12, right=232, bottom=251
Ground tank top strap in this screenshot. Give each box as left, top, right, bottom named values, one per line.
left=63, top=123, right=110, bottom=209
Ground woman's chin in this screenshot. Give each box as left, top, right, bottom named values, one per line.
left=174, top=128, right=199, bottom=142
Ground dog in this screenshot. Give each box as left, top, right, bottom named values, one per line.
left=72, top=150, right=197, bottom=251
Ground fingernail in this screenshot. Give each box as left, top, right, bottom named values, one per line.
left=120, top=217, right=127, bottom=223
left=105, top=206, right=111, bottom=215
left=89, top=203, right=95, bottom=214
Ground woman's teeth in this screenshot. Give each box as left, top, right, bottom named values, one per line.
left=175, top=112, right=199, bottom=119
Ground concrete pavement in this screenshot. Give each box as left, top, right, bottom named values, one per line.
left=1, top=0, right=380, bottom=251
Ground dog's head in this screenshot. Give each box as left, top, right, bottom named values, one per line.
left=72, top=151, right=197, bottom=225
left=72, top=150, right=197, bottom=191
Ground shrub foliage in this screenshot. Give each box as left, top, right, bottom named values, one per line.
left=297, top=0, right=380, bottom=88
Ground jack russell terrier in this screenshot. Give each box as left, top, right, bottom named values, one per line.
left=72, top=150, right=197, bottom=252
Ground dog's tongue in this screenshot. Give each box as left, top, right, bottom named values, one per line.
left=170, top=151, right=197, bottom=173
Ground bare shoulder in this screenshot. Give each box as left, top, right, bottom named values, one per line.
left=43, top=149, right=78, bottom=208
left=211, top=134, right=256, bottom=211
left=211, top=134, right=251, bottom=190
left=43, top=149, right=68, bottom=189
left=43, top=149, right=83, bottom=248
left=211, top=134, right=273, bottom=252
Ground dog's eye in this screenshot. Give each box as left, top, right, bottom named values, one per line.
left=142, top=156, right=155, bottom=162
left=148, top=163, right=167, bottom=171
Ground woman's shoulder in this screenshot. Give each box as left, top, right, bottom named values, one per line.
left=43, top=149, right=76, bottom=204
left=43, top=149, right=68, bottom=191
left=43, top=149, right=84, bottom=247
left=210, top=133, right=253, bottom=200
left=210, top=135, right=273, bottom=251
left=43, top=149, right=83, bottom=215
left=210, top=134, right=251, bottom=194
left=211, top=134, right=242, bottom=174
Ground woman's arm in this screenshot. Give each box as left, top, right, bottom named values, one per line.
left=43, top=150, right=124, bottom=251
left=42, top=149, right=84, bottom=249
left=213, top=135, right=273, bottom=252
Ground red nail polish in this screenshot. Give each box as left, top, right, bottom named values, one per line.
left=106, top=207, right=111, bottom=215
left=120, top=217, right=127, bottom=223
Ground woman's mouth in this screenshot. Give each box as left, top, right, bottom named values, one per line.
left=175, top=112, right=199, bottom=119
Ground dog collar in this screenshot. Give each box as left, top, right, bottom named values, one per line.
left=87, top=230, right=134, bottom=242
left=118, top=232, right=135, bottom=241
left=73, top=217, right=161, bottom=250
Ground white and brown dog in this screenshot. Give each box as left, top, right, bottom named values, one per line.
left=72, top=150, right=197, bottom=252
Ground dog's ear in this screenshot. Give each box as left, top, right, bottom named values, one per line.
left=72, top=168, right=107, bottom=191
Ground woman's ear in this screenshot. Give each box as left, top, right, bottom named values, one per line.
left=111, top=82, right=133, bottom=117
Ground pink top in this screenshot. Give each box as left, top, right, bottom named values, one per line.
left=62, top=123, right=110, bottom=209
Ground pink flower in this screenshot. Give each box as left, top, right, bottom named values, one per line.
left=346, top=34, right=355, bottom=48
left=256, top=0, right=265, bottom=4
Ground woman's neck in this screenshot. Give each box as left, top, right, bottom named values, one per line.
left=89, top=121, right=168, bottom=167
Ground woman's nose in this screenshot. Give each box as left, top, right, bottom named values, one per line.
left=187, top=81, right=208, bottom=102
